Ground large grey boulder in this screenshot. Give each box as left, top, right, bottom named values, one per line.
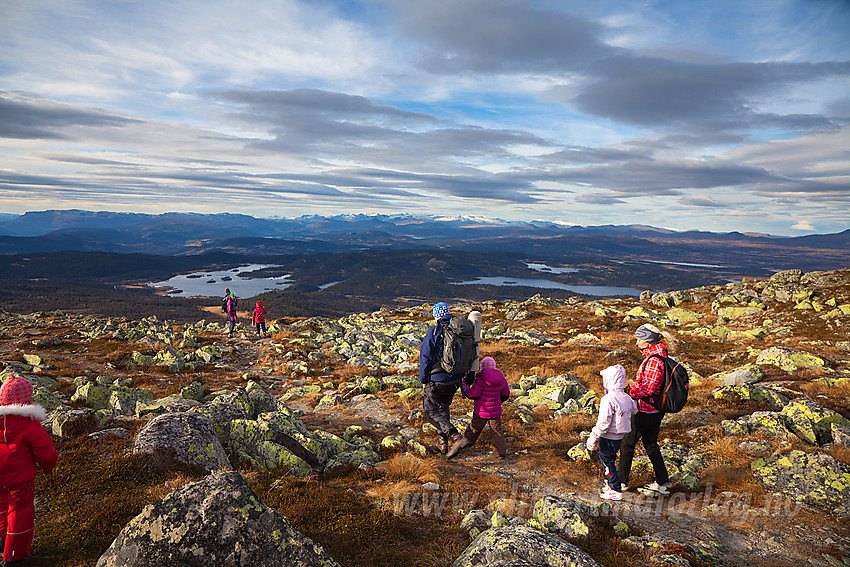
left=133, top=412, right=231, bottom=472
left=453, top=525, right=601, bottom=567
left=96, top=470, right=340, bottom=567
left=711, top=364, right=764, bottom=386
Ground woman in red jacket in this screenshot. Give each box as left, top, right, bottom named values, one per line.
left=446, top=356, right=510, bottom=460
left=0, top=373, right=57, bottom=565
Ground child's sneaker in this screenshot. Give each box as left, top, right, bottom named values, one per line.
left=600, top=487, right=622, bottom=501
left=642, top=482, right=671, bottom=496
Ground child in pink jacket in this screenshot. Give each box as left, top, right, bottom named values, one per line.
left=586, top=365, right=638, bottom=501
left=0, top=373, right=57, bottom=564
left=446, top=356, right=510, bottom=460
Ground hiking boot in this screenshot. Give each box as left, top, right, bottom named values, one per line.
left=642, top=482, right=670, bottom=496
left=599, top=487, right=623, bottom=501
left=445, top=436, right=470, bottom=459
left=433, top=439, right=448, bottom=455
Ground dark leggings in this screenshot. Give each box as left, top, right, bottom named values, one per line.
left=423, top=380, right=460, bottom=440
left=617, top=411, right=669, bottom=485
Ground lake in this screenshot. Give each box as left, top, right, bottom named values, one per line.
left=525, top=262, right=579, bottom=274
left=450, top=277, right=641, bottom=296
left=147, top=264, right=291, bottom=298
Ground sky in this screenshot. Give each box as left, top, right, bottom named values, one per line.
left=1, top=0, right=849, bottom=236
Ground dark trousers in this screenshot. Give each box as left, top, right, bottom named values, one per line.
left=423, top=380, right=460, bottom=440
left=255, top=322, right=267, bottom=336
left=1, top=480, right=35, bottom=562
left=463, top=414, right=506, bottom=457
left=228, top=316, right=236, bottom=335
left=598, top=438, right=622, bottom=491
left=617, top=411, right=669, bottom=485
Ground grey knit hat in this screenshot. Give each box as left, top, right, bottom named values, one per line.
left=634, top=323, right=662, bottom=344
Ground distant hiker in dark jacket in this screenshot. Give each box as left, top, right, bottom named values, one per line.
left=224, top=292, right=238, bottom=337
left=0, top=373, right=57, bottom=565
left=419, top=302, right=468, bottom=455
left=617, top=323, right=671, bottom=495
left=446, top=356, right=510, bottom=460
left=252, top=300, right=268, bottom=338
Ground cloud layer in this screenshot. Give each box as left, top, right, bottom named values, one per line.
left=1, top=0, right=849, bottom=234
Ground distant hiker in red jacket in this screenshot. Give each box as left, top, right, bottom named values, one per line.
left=446, top=356, right=510, bottom=460
left=0, top=373, right=57, bottom=565
left=252, top=300, right=268, bottom=338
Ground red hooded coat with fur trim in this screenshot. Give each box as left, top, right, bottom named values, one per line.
left=0, top=404, right=57, bottom=486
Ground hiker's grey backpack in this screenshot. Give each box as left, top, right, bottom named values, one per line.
left=439, top=316, right=477, bottom=376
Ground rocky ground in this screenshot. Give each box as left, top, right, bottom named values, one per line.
left=2, top=268, right=850, bottom=566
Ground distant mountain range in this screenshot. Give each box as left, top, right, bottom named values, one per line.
left=1, top=210, right=848, bottom=273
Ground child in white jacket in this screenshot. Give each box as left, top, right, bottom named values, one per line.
left=586, top=365, right=638, bottom=500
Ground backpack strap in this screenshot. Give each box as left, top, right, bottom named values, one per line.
left=640, top=354, right=667, bottom=411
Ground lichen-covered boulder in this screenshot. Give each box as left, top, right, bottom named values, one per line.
left=180, top=381, right=208, bottom=401
left=531, top=495, right=597, bottom=539
left=453, top=525, right=601, bottom=567
left=32, top=384, right=63, bottom=410
left=713, top=384, right=788, bottom=409
left=626, top=306, right=661, bottom=319
left=710, top=364, right=764, bottom=386
left=752, top=450, right=850, bottom=516
left=133, top=412, right=231, bottom=472
left=135, top=395, right=200, bottom=418
left=212, top=387, right=255, bottom=418
left=382, top=375, right=421, bottom=391
left=567, top=333, right=600, bottom=344
left=715, top=305, right=763, bottom=323
left=190, top=401, right=249, bottom=451
left=779, top=398, right=850, bottom=445
left=248, top=386, right=287, bottom=415
left=96, top=470, right=340, bottom=567
left=755, top=347, right=826, bottom=372
left=71, top=382, right=113, bottom=410
left=566, top=443, right=591, bottom=462
left=44, top=407, right=95, bottom=437
left=130, top=351, right=154, bottom=366
left=769, top=269, right=803, bottom=283
left=108, top=386, right=154, bottom=417
left=664, top=308, right=702, bottom=326
left=228, top=410, right=324, bottom=475
left=721, top=411, right=793, bottom=439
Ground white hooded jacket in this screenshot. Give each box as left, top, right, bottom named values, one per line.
left=587, top=365, right=638, bottom=447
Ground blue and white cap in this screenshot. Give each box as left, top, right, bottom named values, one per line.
left=432, top=302, right=449, bottom=318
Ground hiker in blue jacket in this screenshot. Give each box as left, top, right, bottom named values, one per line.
left=419, top=302, right=468, bottom=455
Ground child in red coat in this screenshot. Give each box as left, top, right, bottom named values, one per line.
left=251, top=300, right=268, bottom=338
left=0, top=373, right=57, bottom=565
left=446, top=356, right=510, bottom=460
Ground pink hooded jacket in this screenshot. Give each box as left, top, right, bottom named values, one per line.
left=461, top=358, right=510, bottom=419
left=586, top=365, right=638, bottom=447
